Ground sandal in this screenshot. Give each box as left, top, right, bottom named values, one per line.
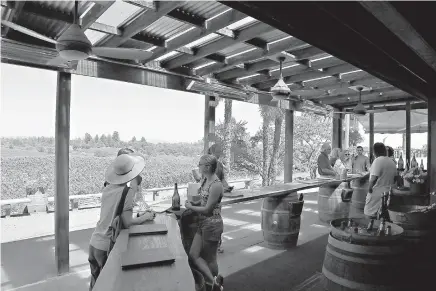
left=212, top=275, right=224, bottom=291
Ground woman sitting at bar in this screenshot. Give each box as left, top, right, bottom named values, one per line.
left=185, top=154, right=224, bottom=291
left=317, top=142, right=337, bottom=177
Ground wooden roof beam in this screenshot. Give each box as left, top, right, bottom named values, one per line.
left=1, top=1, right=24, bottom=37
left=220, top=1, right=434, bottom=101
left=80, top=1, right=115, bottom=31
left=360, top=2, right=436, bottom=74
left=310, top=86, right=399, bottom=102
left=367, top=103, right=427, bottom=112
left=322, top=90, right=411, bottom=106
left=127, top=1, right=209, bottom=28
left=6, top=1, right=117, bottom=35
left=245, top=57, right=347, bottom=87
left=162, top=22, right=273, bottom=69
left=231, top=47, right=340, bottom=85
left=100, top=1, right=184, bottom=48
left=196, top=37, right=306, bottom=76
left=145, top=10, right=246, bottom=62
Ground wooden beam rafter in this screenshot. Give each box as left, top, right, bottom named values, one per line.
left=242, top=57, right=347, bottom=87
left=146, top=10, right=246, bottom=62
left=1, top=1, right=25, bottom=37
left=99, top=1, right=184, bottom=48
left=220, top=1, right=435, bottom=102
left=162, top=22, right=273, bottom=69
left=360, top=2, right=436, bottom=73
left=196, top=37, right=306, bottom=76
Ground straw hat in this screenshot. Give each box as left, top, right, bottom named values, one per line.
left=105, top=154, right=145, bottom=185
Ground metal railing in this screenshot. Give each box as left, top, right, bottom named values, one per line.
left=1, top=178, right=256, bottom=217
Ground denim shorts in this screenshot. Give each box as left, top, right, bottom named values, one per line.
left=197, top=216, right=224, bottom=242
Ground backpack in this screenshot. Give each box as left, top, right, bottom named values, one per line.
left=107, top=185, right=130, bottom=254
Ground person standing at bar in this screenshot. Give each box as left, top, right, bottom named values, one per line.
left=88, top=154, right=155, bottom=290
left=186, top=154, right=224, bottom=291
left=192, top=144, right=229, bottom=253
left=364, top=143, right=396, bottom=218
left=317, top=142, right=337, bottom=177
left=352, top=146, right=371, bottom=174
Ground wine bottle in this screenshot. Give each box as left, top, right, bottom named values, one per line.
left=171, top=183, right=181, bottom=211
left=420, top=159, right=425, bottom=171
left=411, top=154, right=418, bottom=168
left=397, top=154, right=404, bottom=171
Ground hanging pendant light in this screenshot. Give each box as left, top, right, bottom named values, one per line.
left=271, top=56, right=291, bottom=101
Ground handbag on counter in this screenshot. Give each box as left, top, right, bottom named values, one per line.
left=107, top=185, right=130, bottom=255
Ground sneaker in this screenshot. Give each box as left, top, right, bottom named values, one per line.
left=218, top=247, right=224, bottom=253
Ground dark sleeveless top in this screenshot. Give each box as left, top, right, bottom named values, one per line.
left=198, top=177, right=222, bottom=217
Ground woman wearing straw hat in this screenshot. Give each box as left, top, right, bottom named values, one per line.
left=186, top=154, right=224, bottom=291
left=88, top=154, right=155, bottom=290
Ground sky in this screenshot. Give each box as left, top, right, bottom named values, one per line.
left=0, top=63, right=262, bottom=143
left=0, top=63, right=428, bottom=148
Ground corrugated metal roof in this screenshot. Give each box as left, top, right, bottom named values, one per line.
left=141, top=16, right=192, bottom=39
left=36, top=0, right=91, bottom=14
left=186, top=33, right=223, bottom=48
left=179, top=1, right=230, bottom=19
left=259, top=30, right=289, bottom=43
left=16, top=11, right=68, bottom=39
left=96, top=1, right=144, bottom=28
left=120, top=39, right=155, bottom=50
left=219, top=42, right=253, bottom=57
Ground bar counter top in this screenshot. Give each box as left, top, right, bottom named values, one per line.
left=92, top=213, right=195, bottom=291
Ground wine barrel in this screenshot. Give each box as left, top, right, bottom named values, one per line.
left=318, top=183, right=350, bottom=223
left=388, top=205, right=436, bottom=289
left=391, top=187, right=430, bottom=206
left=261, top=192, right=300, bottom=249
left=388, top=205, right=436, bottom=245
left=349, top=178, right=369, bottom=218
left=322, top=233, right=408, bottom=291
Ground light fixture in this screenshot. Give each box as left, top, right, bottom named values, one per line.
left=270, top=56, right=291, bottom=101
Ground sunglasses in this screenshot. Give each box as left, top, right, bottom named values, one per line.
left=198, top=163, right=209, bottom=167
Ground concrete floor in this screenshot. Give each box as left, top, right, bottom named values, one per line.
left=1, top=191, right=329, bottom=291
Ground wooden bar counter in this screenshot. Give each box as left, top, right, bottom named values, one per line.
left=92, top=213, right=195, bottom=291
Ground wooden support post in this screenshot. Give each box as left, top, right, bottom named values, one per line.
left=204, top=96, right=216, bottom=154
left=369, top=108, right=374, bottom=163
left=284, top=109, right=294, bottom=183
left=55, top=72, right=71, bottom=275
left=332, top=110, right=343, bottom=149
left=405, top=102, right=411, bottom=168
left=428, top=98, right=436, bottom=202
left=344, top=114, right=350, bottom=149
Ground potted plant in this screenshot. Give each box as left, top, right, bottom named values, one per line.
left=401, top=167, right=428, bottom=195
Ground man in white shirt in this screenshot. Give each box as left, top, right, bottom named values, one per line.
left=364, top=143, right=397, bottom=218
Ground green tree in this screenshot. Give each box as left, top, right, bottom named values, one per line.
left=84, top=133, right=92, bottom=144
left=94, top=134, right=99, bottom=143
left=141, top=137, right=146, bottom=143
left=100, top=134, right=107, bottom=145
left=112, top=131, right=120, bottom=143
left=131, top=136, right=137, bottom=142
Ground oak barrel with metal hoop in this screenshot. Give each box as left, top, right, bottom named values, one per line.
left=318, top=182, right=350, bottom=223
left=390, top=187, right=430, bottom=206
left=261, top=192, right=302, bottom=249
left=322, top=218, right=407, bottom=291
left=349, top=178, right=369, bottom=218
